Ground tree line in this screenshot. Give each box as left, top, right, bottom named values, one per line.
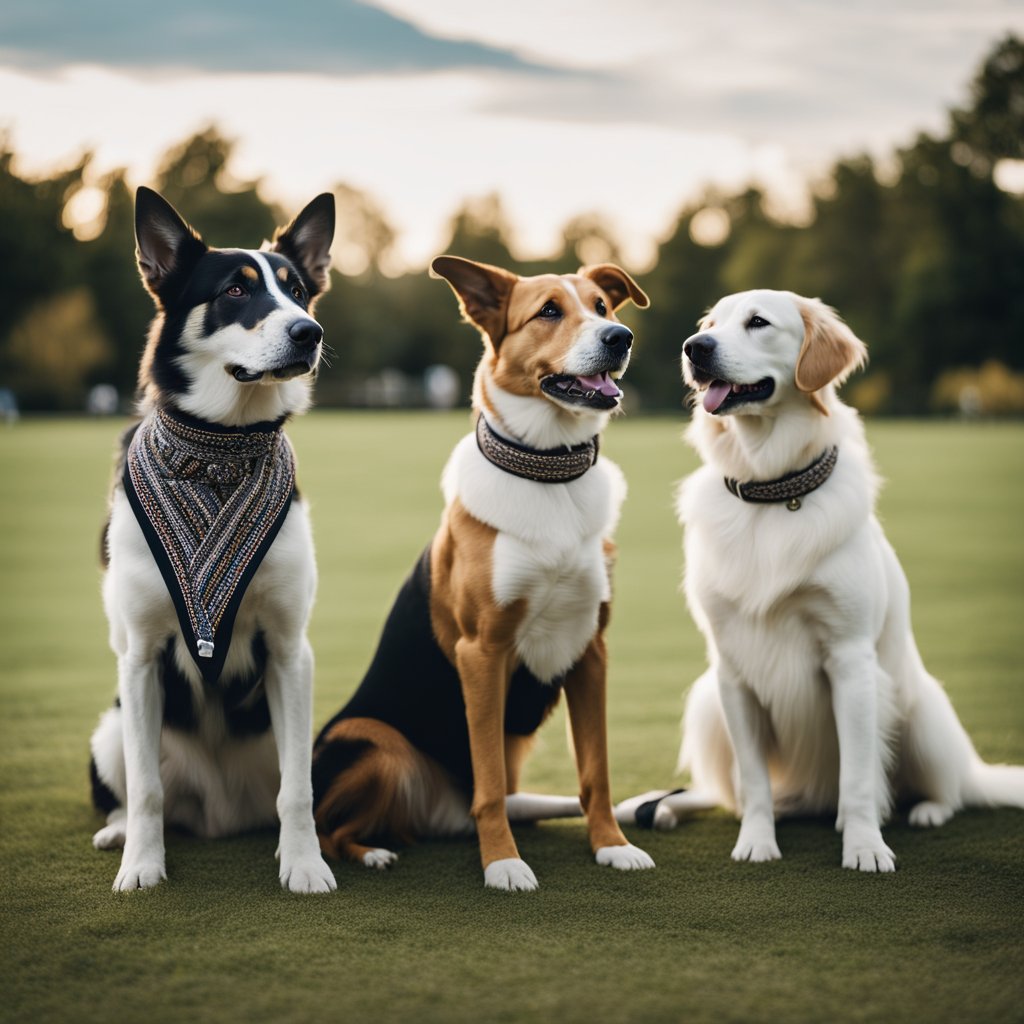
left=2, top=35, right=1022, bottom=415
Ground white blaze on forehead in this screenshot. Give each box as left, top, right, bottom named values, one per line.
left=560, top=279, right=600, bottom=319
left=247, top=250, right=295, bottom=310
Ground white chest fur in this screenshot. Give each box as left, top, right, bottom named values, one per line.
left=442, top=433, right=625, bottom=682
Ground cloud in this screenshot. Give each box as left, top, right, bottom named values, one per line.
left=0, top=0, right=569, bottom=76
left=476, top=5, right=1024, bottom=158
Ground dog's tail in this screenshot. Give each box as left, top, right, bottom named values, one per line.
left=963, top=761, right=1024, bottom=810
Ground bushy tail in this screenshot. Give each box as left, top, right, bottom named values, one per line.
left=964, top=762, right=1024, bottom=810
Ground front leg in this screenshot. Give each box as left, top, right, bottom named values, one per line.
left=455, top=639, right=537, bottom=892
left=826, top=641, right=895, bottom=873
left=265, top=637, right=337, bottom=894
left=114, top=650, right=166, bottom=891
left=563, top=633, right=654, bottom=872
left=717, top=671, right=781, bottom=863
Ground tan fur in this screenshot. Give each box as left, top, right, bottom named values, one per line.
left=428, top=501, right=534, bottom=867
left=241, top=265, right=258, bottom=281
left=579, top=264, right=650, bottom=311
left=489, top=274, right=632, bottom=398
left=429, top=262, right=645, bottom=869
left=796, top=298, right=869, bottom=415
left=315, top=717, right=431, bottom=862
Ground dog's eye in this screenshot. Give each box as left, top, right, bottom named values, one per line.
left=747, top=315, right=770, bottom=329
left=595, top=298, right=607, bottom=317
left=291, top=285, right=306, bottom=302
left=537, top=301, right=562, bottom=320
left=225, top=285, right=246, bottom=298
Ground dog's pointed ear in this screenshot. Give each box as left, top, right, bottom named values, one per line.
left=135, top=187, right=207, bottom=302
left=795, top=297, right=868, bottom=415
left=269, top=193, right=336, bottom=301
left=430, top=255, right=518, bottom=348
left=579, top=264, right=649, bottom=311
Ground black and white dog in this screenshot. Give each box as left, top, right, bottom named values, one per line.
left=89, top=187, right=338, bottom=893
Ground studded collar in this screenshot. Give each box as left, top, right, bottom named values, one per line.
left=724, top=445, right=839, bottom=511
left=475, top=414, right=599, bottom=484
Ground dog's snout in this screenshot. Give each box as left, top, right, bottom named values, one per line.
left=683, top=335, right=715, bottom=363
left=601, top=324, right=633, bottom=352
left=288, top=319, right=323, bottom=349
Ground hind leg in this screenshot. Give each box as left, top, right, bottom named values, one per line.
left=901, top=673, right=975, bottom=827
left=93, top=808, right=128, bottom=850
left=90, top=706, right=128, bottom=849
left=314, top=717, right=459, bottom=870
left=319, top=828, right=399, bottom=870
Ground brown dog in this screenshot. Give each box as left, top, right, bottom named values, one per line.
left=311, top=256, right=654, bottom=890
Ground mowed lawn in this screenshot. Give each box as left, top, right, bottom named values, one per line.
left=1, top=412, right=1022, bottom=1024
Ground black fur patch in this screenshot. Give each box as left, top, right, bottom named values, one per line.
left=90, top=755, right=120, bottom=814
left=160, top=638, right=199, bottom=732
left=221, top=630, right=272, bottom=738
left=314, top=546, right=563, bottom=796
left=158, top=631, right=272, bottom=738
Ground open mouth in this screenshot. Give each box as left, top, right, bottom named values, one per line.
left=699, top=377, right=775, bottom=414
left=541, top=371, right=623, bottom=410
left=229, top=361, right=315, bottom=383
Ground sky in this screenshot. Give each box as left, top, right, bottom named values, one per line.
left=1, top=0, right=1022, bottom=269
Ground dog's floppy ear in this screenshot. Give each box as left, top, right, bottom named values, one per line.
left=135, top=187, right=207, bottom=302
left=430, top=255, right=518, bottom=348
left=269, top=193, right=336, bottom=301
left=795, top=297, right=867, bottom=415
left=579, top=264, right=650, bottom=311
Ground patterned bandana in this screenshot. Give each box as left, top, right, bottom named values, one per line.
left=123, top=407, right=296, bottom=683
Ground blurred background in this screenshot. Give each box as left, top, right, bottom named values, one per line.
left=1, top=3, right=1022, bottom=416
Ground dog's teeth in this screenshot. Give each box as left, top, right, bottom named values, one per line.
left=732, top=384, right=741, bottom=393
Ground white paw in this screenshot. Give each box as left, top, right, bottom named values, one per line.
left=842, top=838, right=896, bottom=873
left=653, top=804, right=679, bottom=831
left=280, top=855, right=338, bottom=894
left=113, top=858, right=166, bottom=891
left=731, top=827, right=782, bottom=863
left=93, top=823, right=127, bottom=850
left=362, top=848, right=398, bottom=870
left=595, top=843, right=656, bottom=871
left=908, top=801, right=954, bottom=828
left=484, top=857, right=538, bottom=892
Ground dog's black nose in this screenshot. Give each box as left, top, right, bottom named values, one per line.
left=601, top=324, right=633, bottom=352
left=288, top=320, right=323, bottom=349
left=683, top=335, right=715, bottom=363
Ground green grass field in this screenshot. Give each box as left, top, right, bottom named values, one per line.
left=2, top=413, right=1022, bottom=1024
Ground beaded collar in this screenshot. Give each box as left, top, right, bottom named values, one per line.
left=724, top=446, right=839, bottom=511
left=122, top=406, right=296, bottom=683
left=475, top=415, right=599, bottom=484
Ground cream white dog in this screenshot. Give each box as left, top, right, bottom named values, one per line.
left=615, top=289, right=1024, bottom=871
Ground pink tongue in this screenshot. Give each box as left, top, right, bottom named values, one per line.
left=703, top=381, right=732, bottom=413
left=576, top=373, right=622, bottom=398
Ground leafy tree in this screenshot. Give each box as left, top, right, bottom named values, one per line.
left=951, top=34, right=1024, bottom=162
left=0, top=144, right=89, bottom=399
